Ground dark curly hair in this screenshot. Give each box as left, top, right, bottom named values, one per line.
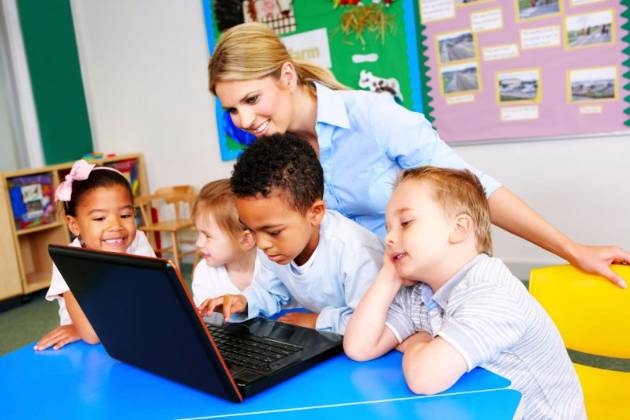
left=230, top=133, right=324, bottom=214
left=64, top=168, right=133, bottom=217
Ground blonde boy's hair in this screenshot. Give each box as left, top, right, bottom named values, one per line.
left=192, top=179, right=245, bottom=242
left=397, top=166, right=493, bottom=255
left=208, top=22, right=347, bottom=95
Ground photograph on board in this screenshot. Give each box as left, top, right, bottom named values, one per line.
left=517, top=0, right=560, bottom=21
left=565, top=9, right=613, bottom=49
left=440, top=62, right=480, bottom=95
left=569, top=66, right=616, bottom=102
left=437, top=30, right=476, bottom=64
left=457, top=0, right=492, bottom=5
left=497, top=68, right=541, bottom=103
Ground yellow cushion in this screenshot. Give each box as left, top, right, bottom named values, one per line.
left=529, top=265, right=630, bottom=419
left=529, top=265, right=630, bottom=358
left=574, top=363, right=630, bottom=420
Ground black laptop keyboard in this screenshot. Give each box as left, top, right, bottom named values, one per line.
left=206, top=325, right=302, bottom=372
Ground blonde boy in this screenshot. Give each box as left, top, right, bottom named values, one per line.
left=344, top=166, right=585, bottom=419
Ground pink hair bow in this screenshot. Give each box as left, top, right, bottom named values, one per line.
left=55, top=159, right=96, bottom=202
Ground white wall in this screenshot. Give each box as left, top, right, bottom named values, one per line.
left=0, top=62, right=19, bottom=172
left=455, top=134, right=630, bottom=277
left=70, top=0, right=630, bottom=274
left=71, top=0, right=233, bottom=191
left=1, top=0, right=44, bottom=169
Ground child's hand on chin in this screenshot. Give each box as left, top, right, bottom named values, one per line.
left=382, top=252, right=414, bottom=286
left=34, top=324, right=80, bottom=351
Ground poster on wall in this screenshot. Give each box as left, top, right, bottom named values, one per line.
left=202, top=0, right=425, bottom=161
left=418, top=0, right=629, bottom=143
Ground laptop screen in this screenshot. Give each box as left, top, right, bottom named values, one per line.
left=48, top=245, right=242, bottom=401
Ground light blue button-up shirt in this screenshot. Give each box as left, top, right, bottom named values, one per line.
left=242, top=210, right=384, bottom=335
left=314, top=83, right=501, bottom=239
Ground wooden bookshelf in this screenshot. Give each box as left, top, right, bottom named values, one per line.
left=15, top=221, right=64, bottom=236
left=0, top=153, right=148, bottom=301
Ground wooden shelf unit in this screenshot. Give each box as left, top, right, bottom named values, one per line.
left=0, top=153, right=148, bottom=301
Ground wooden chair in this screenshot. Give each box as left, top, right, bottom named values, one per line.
left=135, top=185, right=197, bottom=269
left=529, top=265, right=630, bottom=420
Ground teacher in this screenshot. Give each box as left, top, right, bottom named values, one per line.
left=208, top=22, right=629, bottom=286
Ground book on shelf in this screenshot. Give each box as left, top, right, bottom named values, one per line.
left=8, top=173, right=56, bottom=231
left=105, top=158, right=140, bottom=196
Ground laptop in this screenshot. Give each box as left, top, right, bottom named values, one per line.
left=48, top=245, right=343, bottom=402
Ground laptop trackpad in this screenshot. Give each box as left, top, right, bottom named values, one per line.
left=231, top=367, right=264, bottom=386
left=268, top=323, right=295, bottom=342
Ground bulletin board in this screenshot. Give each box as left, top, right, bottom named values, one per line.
left=203, top=1, right=630, bottom=154
left=201, top=0, right=426, bottom=161
left=418, top=0, right=630, bottom=143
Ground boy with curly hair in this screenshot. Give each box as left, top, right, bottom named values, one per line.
left=201, top=133, right=384, bottom=334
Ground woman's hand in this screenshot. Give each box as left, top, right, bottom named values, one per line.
left=568, top=243, right=630, bottom=288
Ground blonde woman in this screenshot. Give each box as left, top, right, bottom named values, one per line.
left=208, top=22, right=630, bottom=286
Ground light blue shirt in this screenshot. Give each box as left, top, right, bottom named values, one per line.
left=314, top=83, right=502, bottom=239
left=242, top=210, right=384, bottom=335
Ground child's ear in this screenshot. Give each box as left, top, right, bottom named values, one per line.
left=449, top=213, right=473, bottom=244
left=66, top=215, right=81, bottom=238
left=307, top=199, right=326, bottom=227
left=238, top=229, right=256, bottom=251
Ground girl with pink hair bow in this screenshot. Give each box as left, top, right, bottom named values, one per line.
left=35, top=159, right=155, bottom=351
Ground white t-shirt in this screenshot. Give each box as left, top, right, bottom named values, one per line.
left=192, top=254, right=264, bottom=306
left=45, top=231, right=155, bottom=325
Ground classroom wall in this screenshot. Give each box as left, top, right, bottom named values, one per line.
left=0, top=64, right=19, bottom=172
left=457, top=134, right=630, bottom=278
left=70, top=0, right=233, bottom=191
left=0, top=10, right=19, bottom=172
left=69, top=0, right=630, bottom=275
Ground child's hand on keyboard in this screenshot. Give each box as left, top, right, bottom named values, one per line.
left=198, top=294, right=247, bottom=321
left=203, top=312, right=225, bottom=327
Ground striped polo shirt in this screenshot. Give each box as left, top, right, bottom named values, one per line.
left=386, top=254, right=586, bottom=420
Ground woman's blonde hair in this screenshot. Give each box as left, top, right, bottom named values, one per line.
left=192, top=179, right=245, bottom=243
left=208, top=22, right=347, bottom=94
left=397, top=166, right=493, bottom=256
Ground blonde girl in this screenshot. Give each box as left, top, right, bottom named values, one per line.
left=192, top=179, right=262, bottom=309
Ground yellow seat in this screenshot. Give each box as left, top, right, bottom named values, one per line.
left=529, top=265, right=630, bottom=420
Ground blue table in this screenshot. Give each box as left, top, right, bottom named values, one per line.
left=0, top=342, right=521, bottom=419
